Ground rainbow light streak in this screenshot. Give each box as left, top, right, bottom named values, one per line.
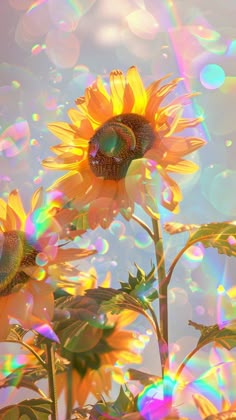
left=162, top=1, right=211, bottom=142
left=27, top=0, right=48, bottom=14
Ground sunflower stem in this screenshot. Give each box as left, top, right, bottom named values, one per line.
left=151, top=218, right=169, bottom=378
left=131, top=214, right=154, bottom=240
left=66, top=367, right=73, bottom=420
left=45, top=341, right=58, bottom=420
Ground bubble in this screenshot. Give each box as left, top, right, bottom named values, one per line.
left=134, top=231, right=152, bottom=249
left=0, top=120, right=30, bottom=157
left=33, top=267, right=46, bottom=281
left=126, top=9, right=159, bottom=40
left=48, top=0, right=81, bottom=32
left=109, top=220, right=126, bottom=239
left=33, top=176, right=42, bottom=184
left=182, top=244, right=205, bottom=270
left=45, top=29, right=80, bottom=68
left=9, top=0, right=32, bottom=10
left=200, top=64, right=225, bottom=90
left=225, top=139, right=232, bottom=147
left=227, top=39, right=236, bottom=55
left=195, top=305, right=205, bottom=315
left=208, top=170, right=236, bottom=216
left=31, top=43, right=45, bottom=55
left=220, top=76, right=236, bottom=95
left=169, top=287, right=188, bottom=305
left=94, top=237, right=109, bottom=255
left=11, top=80, right=21, bottom=89
left=32, top=113, right=40, bottom=121
left=36, top=252, right=48, bottom=266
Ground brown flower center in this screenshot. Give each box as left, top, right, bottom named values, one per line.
left=0, top=231, right=38, bottom=296
left=88, top=113, right=155, bottom=180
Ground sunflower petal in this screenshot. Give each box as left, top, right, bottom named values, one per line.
left=192, top=393, right=218, bottom=418
left=126, top=66, right=147, bottom=114
left=8, top=190, right=26, bottom=224
left=30, top=187, right=44, bottom=212
left=157, top=166, right=182, bottom=212
left=110, top=69, right=126, bottom=115
left=68, top=108, right=95, bottom=138
left=175, top=116, right=204, bottom=132
left=166, top=160, right=199, bottom=173
left=160, top=137, right=206, bottom=157
left=53, top=247, right=96, bottom=263
left=47, top=122, right=76, bottom=144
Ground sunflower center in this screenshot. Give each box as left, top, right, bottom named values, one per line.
left=88, top=113, right=155, bottom=180
left=0, top=231, right=38, bottom=296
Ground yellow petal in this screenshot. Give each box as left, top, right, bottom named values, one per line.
left=192, top=393, right=218, bottom=418
left=166, top=160, right=199, bottom=173
left=0, top=198, right=7, bottom=220
left=42, top=155, right=81, bottom=171
left=8, top=190, right=26, bottom=224
left=175, top=116, right=204, bottom=133
left=30, top=187, right=44, bottom=212
left=126, top=66, right=147, bottom=114
left=110, top=69, right=126, bottom=115
left=47, top=122, right=76, bottom=144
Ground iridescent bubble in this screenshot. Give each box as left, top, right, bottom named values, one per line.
left=94, top=237, right=109, bottom=255
left=195, top=305, right=205, bottom=315
left=182, top=244, right=205, bottom=270
left=208, top=170, right=236, bottom=216
left=48, top=0, right=80, bottom=32
left=200, top=64, right=225, bottom=90
left=0, top=120, right=30, bottom=157
left=220, top=76, right=236, bottom=94
left=33, top=267, right=46, bottom=281
left=45, top=29, right=80, bottom=68
left=225, top=139, right=232, bottom=147
left=36, top=252, right=48, bottom=266
left=134, top=231, right=152, bottom=249
left=31, top=43, right=45, bottom=55
left=227, top=39, right=236, bottom=55
left=109, top=220, right=126, bottom=239
left=32, top=113, right=40, bottom=121
left=169, top=287, right=188, bottom=305
left=126, top=9, right=159, bottom=40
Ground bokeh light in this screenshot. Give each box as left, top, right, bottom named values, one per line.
left=200, top=64, right=225, bottom=89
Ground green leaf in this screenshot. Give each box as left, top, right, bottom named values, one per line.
left=98, top=289, right=150, bottom=318
left=189, top=320, right=236, bottom=350
left=119, top=265, right=158, bottom=305
left=167, top=221, right=236, bottom=285
left=114, top=386, right=136, bottom=414
left=187, top=221, right=236, bottom=257
left=128, top=368, right=161, bottom=386
left=0, top=399, right=52, bottom=419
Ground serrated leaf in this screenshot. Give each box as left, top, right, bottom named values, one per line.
left=128, top=368, right=161, bottom=386
left=114, top=386, right=135, bottom=414
left=0, top=399, right=52, bottom=419
left=188, top=222, right=236, bottom=257
left=189, top=320, right=236, bottom=350
left=120, top=265, right=158, bottom=304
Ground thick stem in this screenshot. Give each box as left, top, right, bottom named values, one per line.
left=152, top=218, right=168, bottom=346
left=66, top=367, right=73, bottom=420
left=45, top=342, right=58, bottom=420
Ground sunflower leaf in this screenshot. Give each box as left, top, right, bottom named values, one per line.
left=0, top=399, right=52, bottom=419
left=119, top=264, right=158, bottom=305
left=113, top=385, right=136, bottom=414
left=128, top=368, right=161, bottom=386
left=189, top=320, right=236, bottom=350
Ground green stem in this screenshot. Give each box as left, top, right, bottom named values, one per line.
left=45, top=342, right=58, bottom=420
left=146, top=302, right=168, bottom=374
left=131, top=214, right=154, bottom=240
left=152, top=219, right=168, bottom=344
left=66, top=367, right=73, bottom=420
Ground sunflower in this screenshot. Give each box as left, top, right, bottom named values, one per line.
left=43, top=66, right=205, bottom=228
left=0, top=188, right=95, bottom=340
left=193, top=393, right=236, bottom=419
left=56, top=309, right=143, bottom=407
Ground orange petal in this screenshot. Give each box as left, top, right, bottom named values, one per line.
left=68, top=108, right=95, bottom=139
left=28, top=280, right=54, bottom=321
left=53, top=247, right=96, bottom=263
left=174, top=116, right=204, bottom=133
left=84, top=79, right=112, bottom=124
left=88, top=196, right=118, bottom=229
left=157, top=166, right=182, bottom=212
left=166, top=160, right=199, bottom=173
left=192, top=393, right=218, bottom=418
left=160, top=136, right=206, bottom=158
left=47, top=171, right=84, bottom=200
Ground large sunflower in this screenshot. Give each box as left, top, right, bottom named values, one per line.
left=56, top=309, right=143, bottom=407
left=0, top=188, right=95, bottom=339
left=43, top=66, right=205, bottom=228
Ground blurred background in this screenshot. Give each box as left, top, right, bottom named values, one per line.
left=0, top=0, right=236, bottom=418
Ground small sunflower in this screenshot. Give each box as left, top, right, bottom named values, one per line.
left=0, top=188, right=95, bottom=339
left=56, top=309, right=143, bottom=407
left=43, top=66, right=205, bottom=229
